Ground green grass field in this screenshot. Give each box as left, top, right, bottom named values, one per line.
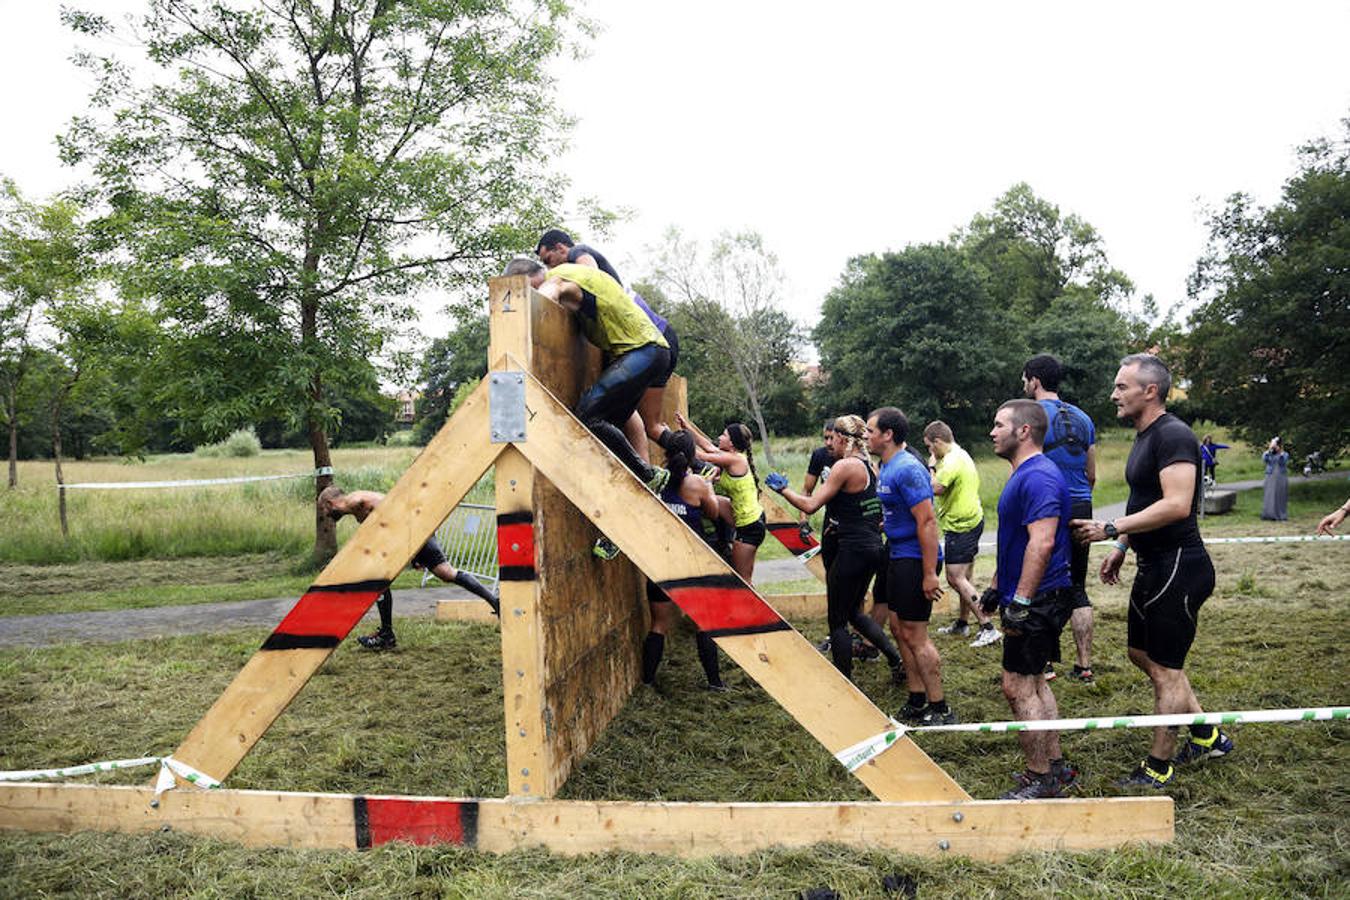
left=1, top=489, right=1348, bottom=896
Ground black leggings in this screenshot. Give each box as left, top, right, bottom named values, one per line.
left=574, top=344, right=669, bottom=482
left=826, top=542, right=901, bottom=677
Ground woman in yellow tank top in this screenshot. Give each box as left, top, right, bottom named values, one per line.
left=674, top=412, right=766, bottom=582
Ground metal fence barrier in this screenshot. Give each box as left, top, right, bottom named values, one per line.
left=421, top=502, right=499, bottom=588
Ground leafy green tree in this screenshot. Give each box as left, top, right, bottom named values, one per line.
left=644, top=229, right=803, bottom=465
left=1185, top=121, right=1350, bottom=456
left=414, top=312, right=489, bottom=445
left=0, top=183, right=86, bottom=486
left=813, top=243, right=1017, bottom=442
left=63, top=1, right=579, bottom=560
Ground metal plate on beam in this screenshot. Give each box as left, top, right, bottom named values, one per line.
left=489, top=372, right=527, bottom=443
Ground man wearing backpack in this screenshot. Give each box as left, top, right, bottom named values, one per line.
left=1022, top=355, right=1097, bottom=683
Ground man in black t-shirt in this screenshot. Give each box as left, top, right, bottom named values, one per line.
left=801, top=419, right=835, bottom=527
left=1071, top=354, right=1233, bottom=790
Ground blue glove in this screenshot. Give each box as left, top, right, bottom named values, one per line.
left=765, top=472, right=789, bottom=493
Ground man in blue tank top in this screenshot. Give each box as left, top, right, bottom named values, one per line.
left=986, top=399, right=1076, bottom=799
left=1023, top=354, right=1097, bottom=683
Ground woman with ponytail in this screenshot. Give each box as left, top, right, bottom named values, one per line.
left=674, top=413, right=766, bottom=582
left=642, top=430, right=727, bottom=690
left=766, top=415, right=904, bottom=682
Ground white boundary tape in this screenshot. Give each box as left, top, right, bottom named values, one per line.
left=836, top=705, right=1349, bottom=772
left=62, top=467, right=333, bottom=490
left=1200, top=535, right=1348, bottom=545
left=0, top=755, right=222, bottom=799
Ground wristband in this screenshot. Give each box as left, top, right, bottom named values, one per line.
left=1111, top=540, right=1129, bottom=553
left=1012, top=594, right=1032, bottom=606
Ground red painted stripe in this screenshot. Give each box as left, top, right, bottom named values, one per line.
left=497, top=522, right=535, bottom=569
left=365, top=797, right=472, bottom=847
left=273, top=589, right=383, bottom=639
left=768, top=524, right=815, bottom=555
left=662, top=584, right=784, bottom=632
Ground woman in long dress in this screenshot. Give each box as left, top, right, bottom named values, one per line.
left=1261, top=437, right=1289, bottom=521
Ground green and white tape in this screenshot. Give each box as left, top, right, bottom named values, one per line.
left=835, top=705, right=1349, bottom=772
left=1202, top=535, right=1348, bottom=545
left=0, top=755, right=222, bottom=799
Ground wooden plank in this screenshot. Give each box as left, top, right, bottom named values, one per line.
left=512, top=368, right=969, bottom=802
left=489, top=277, right=647, bottom=798
left=0, top=783, right=1173, bottom=859
left=757, top=592, right=829, bottom=619
left=762, top=490, right=828, bottom=582
left=170, top=382, right=504, bottom=785
left=435, top=599, right=503, bottom=624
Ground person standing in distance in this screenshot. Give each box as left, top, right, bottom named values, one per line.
left=866, top=406, right=954, bottom=726
left=986, top=400, right=1077, bottom=799
left=800, top=419, right=836, bottom=530
left=923, top=420, right=1000, bottom=647
left=1023, top=354, right=1097, bottom=683
left=1071, top=354, right=1233, bottom=790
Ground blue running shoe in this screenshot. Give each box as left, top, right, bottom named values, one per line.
left=1173, top=729, right=1234, bottom=765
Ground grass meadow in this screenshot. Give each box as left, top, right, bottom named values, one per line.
left=1, top=476, right=1348, bottom=896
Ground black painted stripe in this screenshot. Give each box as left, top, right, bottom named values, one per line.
left=460, top=801, right=480, bottom=847
left=353, top=796, right=372, bottom=850
left=496, top=511, right=534, bottom=525
left=701, top=620, right=794, bottom=639
left=498, top=565, right=536, bottom=582
left=261, top=633, right=341, bottom=651
left=766, top=522, right=796, bottom=531
left=306, top=579, right=391, bottom=594
left=657, top=573, right=744, bottom=591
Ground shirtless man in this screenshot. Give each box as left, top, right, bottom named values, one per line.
left=318, top=486, right=500, bottom=650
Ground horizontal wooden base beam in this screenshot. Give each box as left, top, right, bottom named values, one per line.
left=0, top=783, right=1172, bottom=860
left=435, top=599, right=502, bottom=624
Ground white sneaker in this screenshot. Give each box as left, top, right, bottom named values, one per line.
left=937, top=620, right=970, bottom=637
left=969, top=626, right=1002, bottom=648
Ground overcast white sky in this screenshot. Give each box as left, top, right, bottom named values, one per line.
left=3, top=1, right=1348, bottom=341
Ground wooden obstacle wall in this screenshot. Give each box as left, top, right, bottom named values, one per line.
left=489, top=276, right=648, bottom=798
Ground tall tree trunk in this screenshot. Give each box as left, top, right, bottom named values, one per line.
left=301, top=238, right=337, bottom=564
left=5, top=386, right=17, bottom=489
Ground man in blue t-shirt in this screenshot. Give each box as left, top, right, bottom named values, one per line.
left=986, top=399, right=1076, bottom=800
left=1023, top=354, right=1097, bottom=683
left=865, top=406, right=954, bottom=726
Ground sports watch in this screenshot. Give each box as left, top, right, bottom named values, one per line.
left=1103, top=520, right=1119, bottom=540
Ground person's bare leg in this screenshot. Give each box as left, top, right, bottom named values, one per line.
left=431, top=561, right=498, bottom=612
left=638, top=386, right=666, bottom=446
left=946, top=561, right=989, bottom=626
left=1130, top=647, right=1202, bottom=760
left=1002, top=671, right=1051, bottom=772
left=1037, top=676, right=1063, bottom=761
left=624, top=411, right=650, bottom=463
left=900, top=620, right=943, bottom=703
left=1071, top=606, right=1093, bottom=668
left=731, top=541, right=756, bottom=583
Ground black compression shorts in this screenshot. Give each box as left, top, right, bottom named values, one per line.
left=734, top=514, right=766, bottom=547
left=1068, top=499, right=1093, bottom=610
left=412, top=535, right=448, bottom=571
left=1128, top=545, right=1215, bottom=670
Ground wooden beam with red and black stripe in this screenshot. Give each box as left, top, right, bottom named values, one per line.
left=353, top=797, right=479, bottom=849
left=495, top=511, right=536, bottom=583
left=515, top=369, right=968, bottom=802
left=260, top=581, right=392, bottom=651
left=761, top=491, right=828, bottom=582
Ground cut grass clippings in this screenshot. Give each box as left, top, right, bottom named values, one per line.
left=2, top=533, right=1348, bottom=897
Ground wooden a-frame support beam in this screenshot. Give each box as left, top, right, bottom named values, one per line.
left=510, top=364, right=967, bottom=802
left=169, top=379, right=505, bottom=785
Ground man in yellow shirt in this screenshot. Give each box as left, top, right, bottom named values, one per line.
left=924, top=421, right=1001, bottom=647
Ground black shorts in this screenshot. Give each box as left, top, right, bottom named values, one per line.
left=942, top=519, right=984, bottom=565
left=734, top=514, right=766, bottom=547
left=1128, top=545, right=1215, bottom=670
left=650, top=325, right=679, bottom=388
left=882, top=556, right=943, bottom=622
left=1068, top=499, right=1094, bottom=609
left=1000, top=589, right=1072, bottom=675
left=412, top=535, right=448, bottom=571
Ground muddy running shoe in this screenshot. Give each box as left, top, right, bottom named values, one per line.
left=851, top=634, right=880, bottom=661
left=645, top=466, right=671, bottom=493
left=1014, top=759, right=1081, bottom=791
left=1173, top=729, right=1235, bottom=765
left=1066, top=665, right=1095, bottom=683
left=916, top=704, right=957, bottom=726
left=889, top=658, right=906, bottom=685
left=816, top=636, right=832, bottom=654
left=937, top=619, right=970, bottom=637
left=1116, top=759, right=1175, bottom=790
left=896, top=699, right=927, bottom=722
left=1001, top=771, right=1064, bottom=800
left=593, top=536, right=621, bottom=560
left=356, top=629, right=397, bottom=651
left=969, top=625, right=1003, bottom=648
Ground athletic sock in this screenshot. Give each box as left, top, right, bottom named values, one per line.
left=929, top=699, right=950, bottom=714
left=1146, top=754, right=1171, bottom=772
left=1189, top=724, right=1216, bottom=743
left=641, top=632, right=665, bottom=685
left=453, top=570, right=499, bottom=614
left=979, top=622, right=994, bottom=631
left=376, top=589, right=394, bottom=632
left=908, top=691, right=927, bottom=709
left=696, top=631, right=723, bottom=687
left=954, top=619, right=968, bottom=628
